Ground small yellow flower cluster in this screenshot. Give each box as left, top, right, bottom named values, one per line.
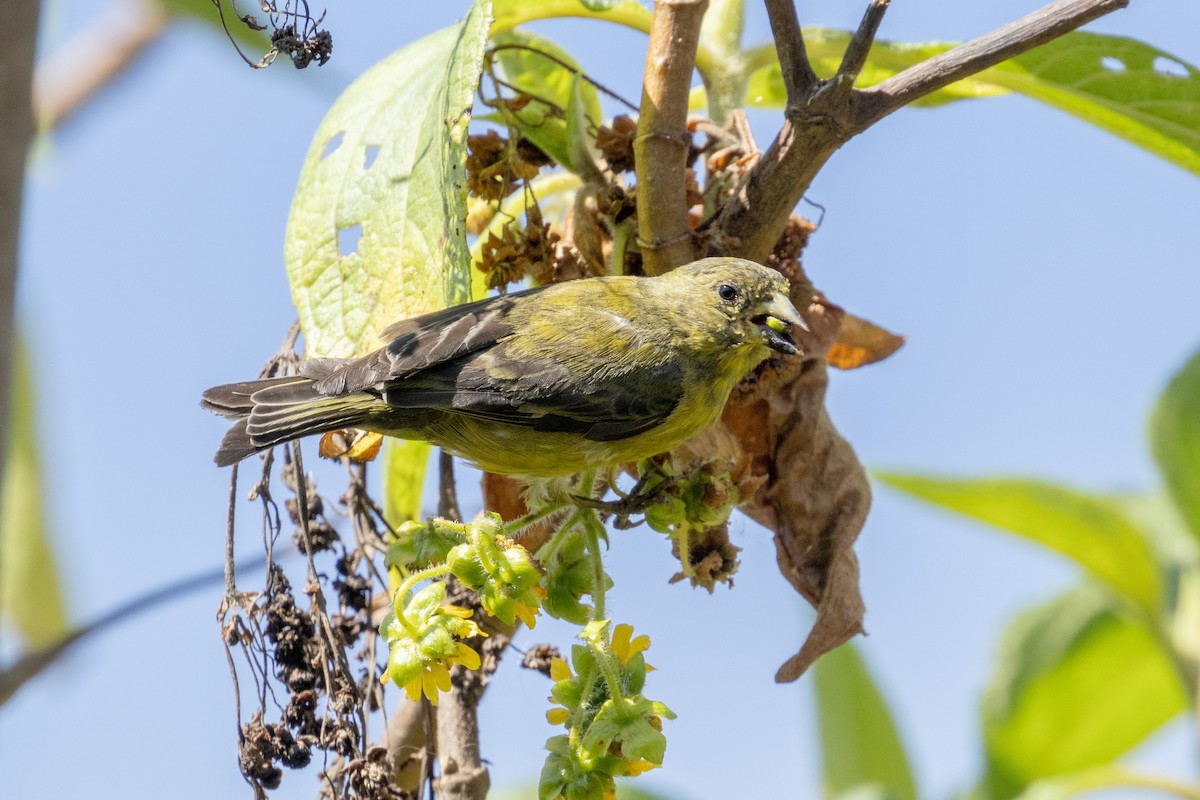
left=380, top=581, right=485, bottom=706
left=446, top=513, right=544, bottom=629
left=539, top=622, right=674, bottom=800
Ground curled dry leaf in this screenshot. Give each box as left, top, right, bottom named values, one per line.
left=827, top=313, right=905, bottom=370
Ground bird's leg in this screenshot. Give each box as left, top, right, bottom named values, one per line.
left=570, top=463, right=672, bottom=525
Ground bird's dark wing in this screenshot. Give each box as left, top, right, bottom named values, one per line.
left=309, top=290, right=543, bottom=395
left=310, top=281, right=684, bottom=442
left=381, top=344, right=685, bottom=442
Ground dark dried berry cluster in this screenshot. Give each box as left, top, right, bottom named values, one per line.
left=521, top=643, right=564, bottom=677
left=595, top=115, right=637, bottom=173
left=283, top=465, right=340, bottom=555
left=478, top=217, right=560, bottom=290
left=342, top=747, right=407, bottom=800
left=272, top=24, right=333, bottom=69
left=671, top=522, right=741, bottom=592
left=466, top=131, right=543, bottom=201
left=265, top=567, right=321, bottom=692
left=240, top=713, right=314, bottom=790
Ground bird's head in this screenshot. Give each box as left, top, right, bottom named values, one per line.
left=669, top=257, right=808, bottom=360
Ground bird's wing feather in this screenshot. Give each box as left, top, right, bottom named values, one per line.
left=311, top=291, right=536, bottom=395
left=382, top=343, right=685, bottom=442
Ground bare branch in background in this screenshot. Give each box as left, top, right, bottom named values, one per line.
left=635, top=0, right=709, bottom=275
left=33, top=0, right=167, bottom=130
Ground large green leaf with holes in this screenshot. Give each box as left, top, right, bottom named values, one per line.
left=285, top=0, right=490, bottom=359
left=284, top=0, right=490, bottom=523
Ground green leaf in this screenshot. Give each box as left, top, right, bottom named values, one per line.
left=382, top=440, right=432, bottom=528
left=987, top=33, right=1200, bottom=177
left=492, top=0, right=653, bottom=39
left=497, top=782, right=686, bottom=800
left=565, top=73, right=606, bottom=180
left=1013, top=766, right=1200, bottom=800
left=813, top=643, right=917, bottom=800
left=982, top=586, right=1186, bottom=800
left=1, top=341, right=68, bottom=648
left=1151, top=344, right=1200, bottom=544
left=285, top=1, right=490, bottom=359
left=726, top=31, right=1200, bottom=177
left=875, top=473, right=1163, bottom=617
left=490, top=28, right=601, bottom=171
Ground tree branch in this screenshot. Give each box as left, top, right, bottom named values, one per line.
left=855, top=0, right=1129, bottom=128
left=763, top=0, right=817, bottom=102
left=32, top=0, right=167, bottom=130
left=635, top=0, right=709, bottom=275
left=836, top=0, right=889, bottom=90
left=2, top=551, right=277, bottom=704
left=706, top=0, right=1129, bottom=262
left=0, top=0, right=39, bottom=529
left=432, top=579, right=515, bottom=800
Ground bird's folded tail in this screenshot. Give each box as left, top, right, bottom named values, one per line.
left=202, top=376, right=382, bottom=466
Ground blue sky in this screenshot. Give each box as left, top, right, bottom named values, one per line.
left=4, top=1, right=1200, bottom=798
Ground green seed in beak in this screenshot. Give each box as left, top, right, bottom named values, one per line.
left=766, top=315, right=790, bottom=333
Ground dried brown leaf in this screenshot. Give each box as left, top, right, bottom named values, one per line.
left=595, top=115, right=637, bottom=173
left=827, top=313, right=905, bottom=370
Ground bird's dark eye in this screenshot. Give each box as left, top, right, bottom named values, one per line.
left=717, top=283, right=738, bottom=303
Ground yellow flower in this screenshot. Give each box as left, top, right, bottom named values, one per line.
left=545, top=707, right=570, bottom=725
left=622, top=759, right=660, bottom=777
left=440, top=604, right=475, bottom=620
left=514, top=601, right=539, bottom=629
left=401, top=641, right=481, bottom=705
left=549, top=656, right=572, bottom=682
left=610, top=623, right=650, bottom=665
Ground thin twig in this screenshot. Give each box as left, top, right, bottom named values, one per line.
left=634, top=0, right=709, bottom=274
left=855, top=0, right=1129, bottom=127
left=419, top=698, right=436, bottom=800
left=763, top=0, right=818, bottom=102
left=225, top=463, right=240, bottom=598
left=835, top=0, right=889, bottom=90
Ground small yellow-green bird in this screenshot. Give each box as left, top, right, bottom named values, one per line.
left=202, top=257, right=805, bottom=477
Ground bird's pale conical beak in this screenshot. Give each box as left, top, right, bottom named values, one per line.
left=754, top=294, right=808, bottom=355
